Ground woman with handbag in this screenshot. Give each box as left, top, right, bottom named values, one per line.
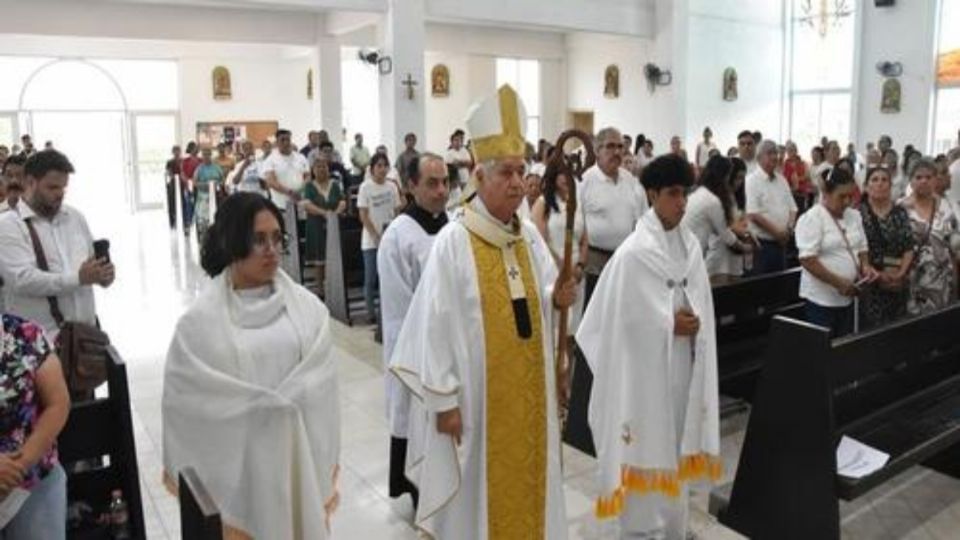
left=902, top=157, right=960, bottom=315
left=0, top=313, right=70, bottom=539
left=795, top=168, right=879, bottom=337
left=858, top=167, right=915, bottom=330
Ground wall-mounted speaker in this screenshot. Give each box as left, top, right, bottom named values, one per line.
left=875, top=0, right=895, bottom=7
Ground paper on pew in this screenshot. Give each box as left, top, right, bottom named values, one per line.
left=837, top=436, right=889, bottom=479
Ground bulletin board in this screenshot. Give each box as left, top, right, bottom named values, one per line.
left=196, top=121, right=279, bottom=147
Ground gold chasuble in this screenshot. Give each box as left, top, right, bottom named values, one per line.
left=466, top=211, right=547, bottom=540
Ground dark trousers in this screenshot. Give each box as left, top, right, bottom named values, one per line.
left=165, top=181, right=177, bottom=229
left=182, top=189, right=195, bottom=231
left=804, top=301, right=854, bottom=338
left=754, top=239, right=787, bottom=274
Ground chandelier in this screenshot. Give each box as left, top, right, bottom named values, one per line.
left=798, top=0, right=854, bottom=38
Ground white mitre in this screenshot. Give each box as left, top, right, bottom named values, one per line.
left=459, top=84, right=529, bottom=203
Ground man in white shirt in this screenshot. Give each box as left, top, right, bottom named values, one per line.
left=0, top=150, right=115, bottom=340
left=261, top=129, right=310, bottom=210
left=350, top=132, right=372, bottom=180
left=737, top=130, right=758, bottom=175
left=580, top=126, right=650, bottom=304
left=746, top=139, right=798, bottom=274
left=695, top=127, right=717, bottom=169
left=445, top=129, right=472, bottom=202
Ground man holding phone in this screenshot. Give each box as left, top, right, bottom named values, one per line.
left=0, top=149, right=115, bottom=341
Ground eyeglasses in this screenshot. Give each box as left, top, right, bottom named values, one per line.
left=252, top=232, right=289, bottom=254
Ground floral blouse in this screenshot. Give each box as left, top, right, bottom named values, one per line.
left=0, top=313, right=58, bottom=489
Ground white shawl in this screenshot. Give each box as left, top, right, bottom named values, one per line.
left=162, top=270, right=340, bottom=539
left=577, top=212, right=721, bottom=518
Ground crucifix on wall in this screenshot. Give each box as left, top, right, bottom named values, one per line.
left=401, top=73, right=418, bottom=100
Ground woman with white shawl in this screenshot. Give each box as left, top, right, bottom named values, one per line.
left=163, top=192, right=340, bottom=539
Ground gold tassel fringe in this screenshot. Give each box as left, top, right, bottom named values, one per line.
left=595, top=453, right=723, bottom=519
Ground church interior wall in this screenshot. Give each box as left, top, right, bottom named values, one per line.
left=855, top=0, right=939, bottom=150
left=565, top=32, right=671, bottom=150
left=683, top=1, right=786, bottom=153
left=178, top=56, right=318, bottom=146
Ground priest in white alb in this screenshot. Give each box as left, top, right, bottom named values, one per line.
left=390, top=85, right=576, bottom=539
left=577, top=154, right=722, bottom=539
left=378, top=152, right=451, bottom=507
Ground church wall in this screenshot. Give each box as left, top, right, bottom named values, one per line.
left=565, top=32, right=673, bottom=151
left=421, top=24, right=567, bottom=153
left=684, top=2, right=786, bottom=154
left=855, top=0, right=939, bottom=151
left=423, top=51, right=493, bottom=153
left=179, top=57, right=318, bottom=146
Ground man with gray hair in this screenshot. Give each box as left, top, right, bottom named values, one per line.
left=746, top=139, right=797, bottom=273
left=378, top=152, right=450, bottom=509
left=580, top=127, right=650, bottom=304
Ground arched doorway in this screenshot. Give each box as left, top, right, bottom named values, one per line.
left=20, top=59, right=129, bottom=235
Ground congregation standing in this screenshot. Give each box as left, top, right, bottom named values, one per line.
left=0, top=77, right=959, bottom=539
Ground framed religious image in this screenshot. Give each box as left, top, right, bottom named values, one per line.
left=881, top=78, right=901, bottom=114
left=307, top=68, right=314, bottom=100
left=604, top=65, right=619, bottom=99
left=212, top=66, right=232, bottom=100
left=723, top=67, right=738, bottom=101
left=432, top=64, right=450, bottom=97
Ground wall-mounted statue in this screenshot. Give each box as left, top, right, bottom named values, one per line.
left=723, top=67, right=738, bottom=102
left=604, top=65, right=620, bottom=99
left=307, top=69, right=314, bottom=100
left=881, top=78, right=901, bottom=114
left=212, top=66, right=232, bottom=101
left=431, top=64, right=450, bottom=97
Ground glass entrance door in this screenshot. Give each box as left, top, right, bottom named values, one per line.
left=131, top=113, right=177, bottom=211
left=0, top=113, right=16, bottom=149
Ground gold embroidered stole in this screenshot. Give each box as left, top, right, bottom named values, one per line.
left=467, top=226, right=547, bottom=540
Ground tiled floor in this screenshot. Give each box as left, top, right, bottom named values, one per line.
left=97, top=211, right=960, bottom=539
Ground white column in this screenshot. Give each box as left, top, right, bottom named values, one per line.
left=316, top=27, right=344, bottom=148
left=379, top=0, right=426, bottom=157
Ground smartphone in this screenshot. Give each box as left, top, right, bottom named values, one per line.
left=93, top=239, right=111, bottom=263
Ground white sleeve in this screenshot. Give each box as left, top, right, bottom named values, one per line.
left=795, top=211, right=822, bottom=259
left=745, top=175, right=761, bottom=215
left=357, top=182, right=370, bottom=209
left=0, top=217, right=82, bottom=297
left=708, top=199, right=738, bottom=247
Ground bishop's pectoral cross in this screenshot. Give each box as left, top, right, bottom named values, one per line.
left=401, top=73, right=418, bottom=100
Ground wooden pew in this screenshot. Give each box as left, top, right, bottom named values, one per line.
left=179, top=467, right=222, bottom=540
left=60, top=346, right=146, bottom=540
left=713, top=308, right=960, bottom=539
left=563, top=268, right=803, bottom=456
left=712, top=268, right=803, bottom=406
left=323, top=210, right=367, bottom=326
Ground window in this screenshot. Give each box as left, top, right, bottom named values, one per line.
left=787, top=0, right=856, bottom=152
left=495, top=58, right=540, bottom=144
left=341, top=48, right=381, bottom=152
left=933, top=0, right=960, bottom=153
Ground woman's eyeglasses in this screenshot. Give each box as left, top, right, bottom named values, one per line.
left=252, top=232, right=289, bottom=254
